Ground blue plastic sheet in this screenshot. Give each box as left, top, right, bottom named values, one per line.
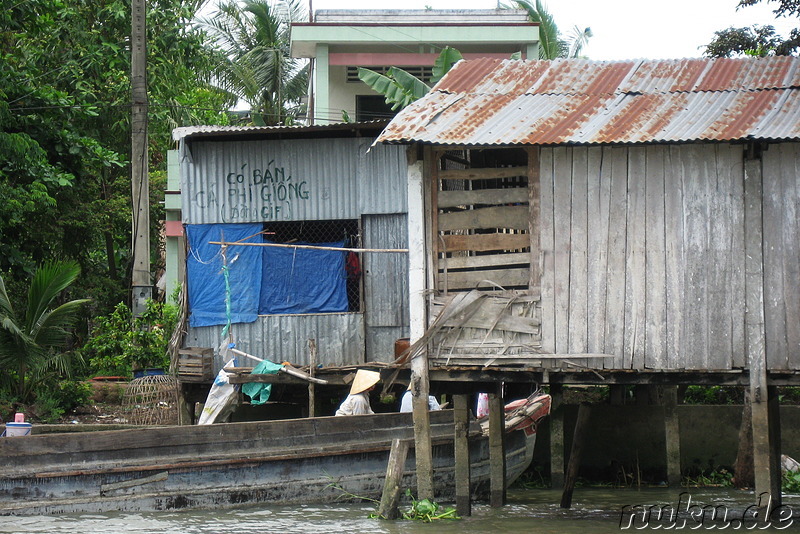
left=186, top=224, right=263, bottom=327
left=259, top=241, right=348, bottom=314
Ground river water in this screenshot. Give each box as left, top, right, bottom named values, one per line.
left=4, top=488, right=800, bottom=533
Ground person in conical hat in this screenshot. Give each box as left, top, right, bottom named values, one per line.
left=335, top=369, right=380, bottom=416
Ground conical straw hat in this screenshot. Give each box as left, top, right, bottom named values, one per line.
left=350, top=369, right=380, bottom=395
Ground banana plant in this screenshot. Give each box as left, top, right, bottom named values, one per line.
left=358, top=46, right=463, bottom=111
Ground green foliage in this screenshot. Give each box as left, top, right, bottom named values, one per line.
left=358, top=46, right=462, bottom=111
left=783, top=470, right=800, bottom=492
left=682, top=386, right=743, bottom=405
left=0, top=261, right=89, bottom=403
left=1, top=0, right=231, bottom=317
left=399, top=489, right=459, bottom=522
left=509, top=0, right=592, bottom=59
left=199, top=0, right=308, bottom=125
left=704, top=0, right=799, bottom=57
left=31, top=379, right=92, bottom=423
left=683, top=468, right=734, bottom=488
left=82, top=300, right=179, bottom=377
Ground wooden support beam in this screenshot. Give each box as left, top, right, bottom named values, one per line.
left=560, top=404, right=591, bottom=509
left=377, top=439, right=411, bottom=520
left=308, top=339, right=317, bottom=418
left=744, top=153, right=782, bottom=508
left=411, top=373, right=434, bottom=501
left=453, top=394, right=471, bottom=516
left=488, top=387, right=506, bottom=507
left=662, top=386, right=681, bottom=486
left=734, top=389, right=755, bottom=488
left=549, top=384, right=565, bottom=489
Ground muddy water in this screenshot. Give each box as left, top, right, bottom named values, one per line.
left=4, top=488, right=800, bottom=533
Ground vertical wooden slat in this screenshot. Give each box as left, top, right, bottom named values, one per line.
left=605, top=146, right=629, bottom=369
left=488, top=388, right=506, bottom=507
left=539, top=148, right=556, bottom=353
left=683, top=144, right=710, bottom=370
left=587, top=146, right=610, bottom=358
left=553, top=147, right=572, bottom=354
left=430, top=149, right=442, bottom=296
left=665, top=145, right=685, bottom=370
left=569, top=147, right=589, bottom=361
left=527, top=148, right=541, bottom=290
left=781, top=143, right=800, bottom=370
left=624, top=147, right=646, bottom=369
left=644, top=146, right=667, bottom=370
left=454, top=394, right=471, bottom=517
left=377, top=439, right=411, bottom=519
left=726, top=145, right=747, bottom=369
left=707, top=144, right=734, bottom=369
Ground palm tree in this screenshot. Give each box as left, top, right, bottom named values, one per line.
left=512, top=0, right=592, bottom=59
left=199, top=0, right=309, bottom=125
left=0, top=261, right=89, bottom=403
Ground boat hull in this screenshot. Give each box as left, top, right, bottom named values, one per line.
left=0, top=410, right=534, bottom=515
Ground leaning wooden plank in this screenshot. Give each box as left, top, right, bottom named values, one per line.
left=438, top=268, right=531, bottom=291
left=442, top=308, right=541, bottom=334
left=438, top=188, right=529, bottom=208
left=377, top=439, right=411, bottom=520
left=441, top=233, right=530, bottom=253
left=439, top=206, right=530, bottom=232
left=439, top=167, right=527, bottom=181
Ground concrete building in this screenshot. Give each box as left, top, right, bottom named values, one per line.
left=290, top=9, right=539, bottom=124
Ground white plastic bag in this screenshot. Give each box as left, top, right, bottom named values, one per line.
left=198, top=359, right=239, bottom=425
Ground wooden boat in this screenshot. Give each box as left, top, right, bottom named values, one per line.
left=0, top=401, right=548, bottom=516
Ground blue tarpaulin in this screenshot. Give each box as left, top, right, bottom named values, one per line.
left=259, top=241, right=348, bottom=314
left=186, top=224, right=263, bottom=327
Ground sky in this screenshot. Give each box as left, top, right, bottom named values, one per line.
left=309, top=0, right=798, bottom=60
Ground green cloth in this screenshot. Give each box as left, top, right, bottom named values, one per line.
left=241, top=360, right=283, bottom=405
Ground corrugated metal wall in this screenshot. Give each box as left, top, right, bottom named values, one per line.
left=185, top=313, right=365, bottom=369
left=539, top=143, right=752, bottom=371
left=363, top=214, right=410, bottom=361
left=180, top=137, right=407, bottom=223
left=181, top=135, right=410, bottom=369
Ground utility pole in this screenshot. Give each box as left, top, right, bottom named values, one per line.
left=131, top=0, right=151, bottom=316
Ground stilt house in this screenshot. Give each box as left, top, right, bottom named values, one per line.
left=374, top=56, right=800, bottom=501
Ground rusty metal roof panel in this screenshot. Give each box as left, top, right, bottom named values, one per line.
left=378, top=56, right=800, bottom=146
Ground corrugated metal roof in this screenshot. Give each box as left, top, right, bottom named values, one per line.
left=174, top=121, right=388, bottom=142
left=377, top=57, right=800, bottom=146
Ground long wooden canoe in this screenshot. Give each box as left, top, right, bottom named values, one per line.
left=0, top=410, right=535, bottom=515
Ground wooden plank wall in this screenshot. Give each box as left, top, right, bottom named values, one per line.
left=539, top=143, right=753, bottom=371
left=763, top=143, right=800, bottom=371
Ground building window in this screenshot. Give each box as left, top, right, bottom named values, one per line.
left=356, top=95, right=395, bottom=122
left=347, top=65, right=433, bottom=84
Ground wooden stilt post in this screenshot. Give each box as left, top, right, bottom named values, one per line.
left=454, top=394, right=471, bottom=516
left=560, top=404, right=591, bottom=509
left=411, top=372, right=434, bottom=500
left=744, top=151, right=781, bottom=508
left=550, top=384, right=565, bottom=489
left=663, top=386, right=681, bottom=486
left=377, top=438, right=411, bottom=519
left=734, top=390, right=754, bottom=489
left=488, top=385, right=506, bottom=507
left=308, top=339, right=317, bottom=418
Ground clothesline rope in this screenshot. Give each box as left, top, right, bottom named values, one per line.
left=208, top=241, right=408, bottom=253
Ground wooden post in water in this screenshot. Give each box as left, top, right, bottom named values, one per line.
left=308, top=339, right=317, bottom=418
left=549, top=384, right=565, bottom=489
left=488, top=386, right=506, bottom=507
left=560, top=404, right=591, bottom=509
left=662, top=386, right=681, bottom=486
left=454, top=394, right=471, bottom=516
left=377, top=439, right=411, bottom=519
left=743, top=152, right=782, bottom=507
